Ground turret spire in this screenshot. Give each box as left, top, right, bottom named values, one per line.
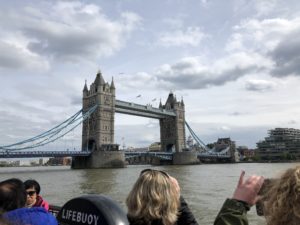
left=110, top=77, right=115, bottom=89
left=95, top=70, right=105, bottom=86
left=83, top=79, right=88, bottom=92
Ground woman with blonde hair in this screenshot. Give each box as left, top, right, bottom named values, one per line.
left=264, top=166, right=300, bottom=225
left=126, top=169, right=198, bottom=225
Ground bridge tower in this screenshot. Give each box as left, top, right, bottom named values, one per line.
left=160, top=93, right=198, bottom=164
left=82, top=71, right=115, bottom=151
left=159, top=92, right=186, bottom=152
left=72, top=71, right=125, bottom=169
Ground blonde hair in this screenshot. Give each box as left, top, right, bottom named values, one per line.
left=126, top=170, right=180, bottom=225
left=265, top=166, right=300, bottom=225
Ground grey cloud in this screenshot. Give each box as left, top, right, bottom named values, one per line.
left=25, top=26, right=118, bottom=62
left=0, top=42, right=27, bottom=69
left=229, top=112, right=245, bottom=116
left=70, top=96, right=82, bottom=106
left=0, top=109, right=49, bottom=145
left=0, top=41, right=48, bottom=70
left=245, top=80, right=275, bottom=92
left=288, top=120, right=297, bottom=124
left=270, top=31, right=300, bottom=77
left=156, top=63, right=257, bottom=90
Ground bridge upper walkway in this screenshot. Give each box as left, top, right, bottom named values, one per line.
left=116, top=100, right=176, bottom=119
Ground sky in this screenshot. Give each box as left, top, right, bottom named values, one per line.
left=1, top=0, right=300, bottom=149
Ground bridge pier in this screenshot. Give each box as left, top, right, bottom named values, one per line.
left=172, top=151, right=199, bottom=165
left=72, top=150, right=126, bottom=169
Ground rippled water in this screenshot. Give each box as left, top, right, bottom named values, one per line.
left=1, top=162, right=299, bottom=225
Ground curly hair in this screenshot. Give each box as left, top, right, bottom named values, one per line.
left=126, top=170, right=180, bottom=225
left=264, top=166, right=300, bottom=225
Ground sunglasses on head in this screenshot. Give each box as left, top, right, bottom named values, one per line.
left=26, top=191, right=36, bottom=196
left=140, top=169, right=169, bottom=178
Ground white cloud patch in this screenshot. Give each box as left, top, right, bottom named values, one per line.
left=245, top=79, right=276, bottom=92
left=227, top=17, right=300, bottom=78
left=253, top=0, right=277, bottom=17
left=158, top=27, right=205, bottom=47
left=0, top=1, right=141, bottom=69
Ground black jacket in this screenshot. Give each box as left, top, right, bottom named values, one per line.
left=128, top=196, right=199, bottom=225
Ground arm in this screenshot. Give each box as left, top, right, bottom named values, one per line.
left=214, top=171, right=264, bottom=225
left=214, top=199, right=249, bottom=225
left=176, top=196, right=199, bottom=225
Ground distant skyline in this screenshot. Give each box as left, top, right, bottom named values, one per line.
left=1, top=0, right=300, bottom=149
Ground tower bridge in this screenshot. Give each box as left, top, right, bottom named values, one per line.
left=74, top=71, right=195, bottom=168
left=0, top=71, right=236, bottom=168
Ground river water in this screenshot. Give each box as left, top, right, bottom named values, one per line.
left=1, top=162, right=299, bottom=225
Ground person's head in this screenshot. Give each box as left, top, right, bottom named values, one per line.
left=24, top=180, right=40, bottom=206
left=126, top=169, right=180, bottom=225
left=0, top=178, right=26, bottom=214
left=264, top=166, right=300, bottom=225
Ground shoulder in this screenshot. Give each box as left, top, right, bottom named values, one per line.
left=36, top=196, right=50, bottom=210
left=177, top=196, right=199, bottom=225
left=4, top=207, right=57, bottom=225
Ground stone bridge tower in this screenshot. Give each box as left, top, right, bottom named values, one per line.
left=81, top=71, right=116, bottom=151
left=159, top=92, right=186, bottom=152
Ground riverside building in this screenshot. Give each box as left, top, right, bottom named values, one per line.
left=257, top=128, right=300, bottom=160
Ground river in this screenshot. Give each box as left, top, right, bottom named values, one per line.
left=0, top=162, right=299, bottom=225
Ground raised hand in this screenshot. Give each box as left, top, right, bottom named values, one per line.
left=232, top=171, right=264, bottom=206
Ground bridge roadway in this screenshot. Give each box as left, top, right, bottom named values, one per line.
left=0, top=150, right=231, bottom=160
left=0, top=151, right=91, bottom=158
left=115, top=100, right=176, bottom=119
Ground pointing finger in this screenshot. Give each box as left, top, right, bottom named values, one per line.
left=238, top=170, right=245, bottom=187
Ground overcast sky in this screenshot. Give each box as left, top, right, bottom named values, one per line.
left=1, top=0, right=300, bottom=149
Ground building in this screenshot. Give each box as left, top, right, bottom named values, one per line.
left=236, top=146, right=256, bottom=161
left=257, top=128, right=300, bottom=160
left=47, top=157, right=72, bottom=166
left=149, top=142, right=161, bottom=152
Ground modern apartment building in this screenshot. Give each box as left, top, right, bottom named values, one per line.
left=257, top=128, right=300, bottom=160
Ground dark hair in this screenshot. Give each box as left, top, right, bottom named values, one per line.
left=24, top=179, right=41, bottom=194
left=0, top=178, right=26, bottom=214
left=0, top=216, right=12, bottom=225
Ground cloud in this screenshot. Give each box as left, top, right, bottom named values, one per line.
left=270, top=30, right=300, bottom=77
left=157, top=27, right=205, bottom=47
left=117, top=16, right=300, bottom=91
left=245, top=79, right=276, bottom=92
left=0, top=1, right=141, bottom=68
left=162, top=18, right=184, bottom=29
left=288, top=120, right=297, bottom=125
left=227, top=17, right=300, bottom=78
left=153, top=53, right=269, bottom=90
left=0, top=40, right=49, bottom=70
left=219, top=126, right=231, bottom=131
left=253, top=0, right=277, bottom=17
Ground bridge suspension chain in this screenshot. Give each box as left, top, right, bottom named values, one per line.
left=0, top=105, right=99, bottom=151
left=185, top=121, right=209, bottom=151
